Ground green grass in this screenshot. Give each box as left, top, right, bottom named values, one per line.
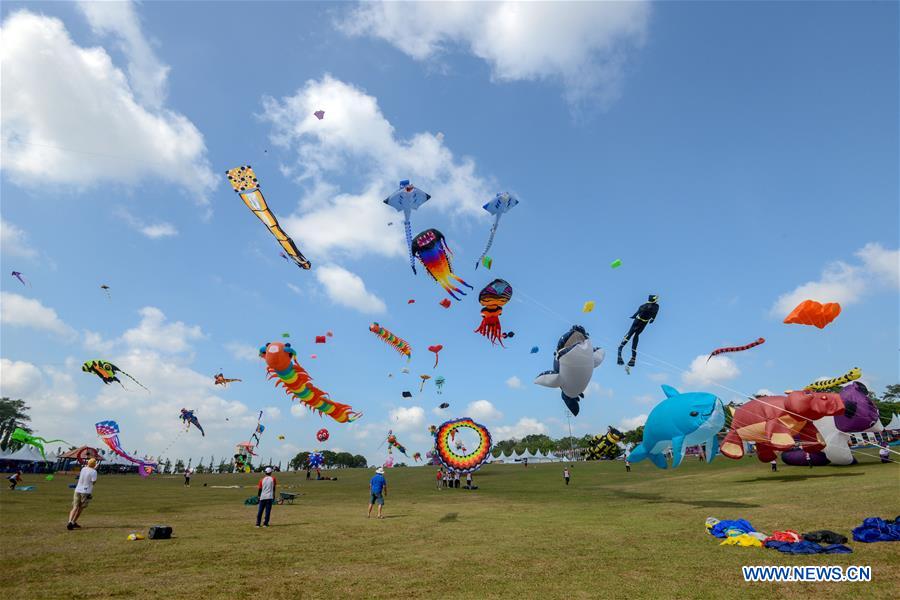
left=2, top=455, right=898, bottom=599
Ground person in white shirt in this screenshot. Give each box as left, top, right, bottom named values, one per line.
left=184, top=468, right=192, bottom=487
left=256, top=467, right=277, bottom=527
left=68, top=458, right=98, bottom=530
left=564, top=467, right=570, bottom=486
left=465, top=472, right=473, bottom=489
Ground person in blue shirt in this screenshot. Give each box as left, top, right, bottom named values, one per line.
left=368, top=467, right=388, bottom=519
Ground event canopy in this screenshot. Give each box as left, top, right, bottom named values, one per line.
left=3, top=445, right=52, bottom=462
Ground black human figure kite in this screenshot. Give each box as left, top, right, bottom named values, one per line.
left=617, top=295, right=659, bottom=368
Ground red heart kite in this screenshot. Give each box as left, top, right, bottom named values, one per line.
left=783, top=300, right=841, bottom=329
left=428, top=345, right=443, bottom=368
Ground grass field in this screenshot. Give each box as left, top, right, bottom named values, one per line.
left=2, top=455, right=898, bottom=599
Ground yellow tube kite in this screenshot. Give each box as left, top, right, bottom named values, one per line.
left=226, top=165, right=311, bottom=270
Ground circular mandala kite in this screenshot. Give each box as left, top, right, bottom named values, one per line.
left=434, top=418, right=492, bottom=473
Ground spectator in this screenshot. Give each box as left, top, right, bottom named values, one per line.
left=770, top=459, right=778, bottom=472
left=564, top=466, right=570, bottom=486
left=368, top=467, right=387, bottom=519
left=436, top=468, right=443, bottom=490
left=68, top=459, right=98, bottom=530
left=465, top=472, right=472, bottom=489
left=184, top=468, right=192, bottom=487
left=624, top=459, right=631, bottom=473
left=7, top=470, right=22, bottom=490
left=256, top=467, right=277, bottom=528
left=879, top=445, right=891, bottom=463
left=454, top=471, right=460, bottom=488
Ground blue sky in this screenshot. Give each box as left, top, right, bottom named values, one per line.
left=1, top=1, right=897, bottom=467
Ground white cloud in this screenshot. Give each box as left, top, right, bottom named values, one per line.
left=771, top=243, right=899, bottom=315
left=226, top=342, right=260, bottom=362
left=339, top=2, right=650, bottom=108
left=632, top=394, right=657, bottom=405
left=0, top=218, right=37, bottom=259
left=290, top=403, right=309, bottom=419
left=755, top=389, right=775, bottom=397
left=619, top=414, right=647, bottom=430
left=493, top=417, right=548, bottom=440
left=315, top=265, right=387, bottom=314
left=584, top=381, right=613, bottom=398
left=0, top=10, right=215, bottom=203
left=122, top=306, right=203, bottom=353
left=116, top=208, right=178, bottom=239
left=0, top=292, right=75, bottom=338
left=682, top=355, right=741, bottom=387
left=0, top=358, right=43, bottom=398
left=465, top=400, right=503, bottom=421
left=263, top=406, right=282, bottom=420
left=648, top=372, right=668, bottom=383
left=505, top=376, right=523, bottom=390
left=260, top=75, right=492, bottom=260
left=83, top=330, right=116, bottom=354
left=0, top=358, right=81, bottom=428
left=388, top=406, right=425, bottom=431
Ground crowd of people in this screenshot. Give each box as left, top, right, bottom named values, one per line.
left=435, top=468, right=474, bottom=490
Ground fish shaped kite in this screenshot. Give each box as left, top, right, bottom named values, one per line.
left=261, top=342, right=361, bottom=423
left=476, top=192, right=518, bottom=269
left=10, top=428, right=68, bottom=460
left=95, top=420, right=156, bottom=476
left=475, top=279, right=513, bottom=345
left=707, top=338, right=765, bottom=362
left=369, top=322, right=412, bottom=360
left=226, top=165, right=311, bottom=270
left=10, top=271, right=27, bottom=286
left=384, top=180, right=431, bottom=274
left=535, top=326, right=605, bottom=416
left=412, top=229, right=472, bottom=301
left=179, top=409, right=205, bottom=436
left=82, top=360, right=149, bottom=392
left=783, top=300, right=841, bottom=329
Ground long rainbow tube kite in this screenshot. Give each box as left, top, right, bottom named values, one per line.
left=369, top=322, right=411, bottom=360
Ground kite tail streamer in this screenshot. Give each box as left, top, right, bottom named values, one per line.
left=268, top=361, right=361, bottom=423
left=120, top=370, right=150, bottom=393
left=476, top=217, right=500, bottom=269
left=804, top=367, right=861, bottom=391
left=404, top=218, right=416, bottom=274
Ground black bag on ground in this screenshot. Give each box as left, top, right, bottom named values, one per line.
left=148, top=525, right=172, bottom=540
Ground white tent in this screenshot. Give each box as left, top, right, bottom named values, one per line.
left=4, top=445, right=51, bottom=462
left=885, top=413, right=900, bottom=432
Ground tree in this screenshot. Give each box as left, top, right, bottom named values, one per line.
left=289, top=451, right=310, bottom=471
left=0, top=398, right=32, bottom=451
left=621, top=426, right=644, bottom=447
left=877, top=384, right=900, bottom=426
left=174, top=459, right=185, bottom=473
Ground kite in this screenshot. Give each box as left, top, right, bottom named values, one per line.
left=316, top=428, right=329, bottom=442
left=100, top=284, right=111, bottom=299
left=308, top=452, right=324, bottom=469
left=314, top=110, right=325, bottom=120
left=386, top=431, right=408, bottom=456
left=534, top=326, right=605, bottom=416
left=626, top=386, right=725, bottom=469
left=412, top=229, right=472, bottom=301
left=707, top=338, right=765, bottom=362
left=179, top=409, right=205, bottom=436
left=530, top=346, right=539, bottom=354
left=435, top=376, right=445, bottom=394
left=383, top=454, right=394, bottom=468
left=582, top=301, right=595, bottom=313
left=384, top=180, right=431, bottom=274
left=783, top=300, right=841, bottom=329
left=234, top=411, right=264, bottom=472
left=214, top=373, right=242, bottom=386
left=310, top=354, right=317, bottom=359
left=315, top=336, right=327, bottom=344
left=327, top=331, right=333, bottom=337
left=413, top=452, right=422, bottom=462
left=428, top=344, right=443, bottom=368
left=610, top=259, right=622, bottom=269
left=439, top=298, right=451, bottom=309
left=804, top=367, right=861, bottom=391
left=438, top=402, right=450, bottom=410
left=277, top=435, right=285, bottom=441
left=419, top=374, right=431, bottom=392
left=401, top=391, right=412, bottom=398
left=95, top=420, right=156, bottom=477
left=282, top=332, right=290, bottom=338
left=476, top=192, right=518, bottom=269
left=585, top=427, right=623, bottom=461
left=10, top=271, right=27, bottom=286
left=369, top=323, right=411, bottom=360
left=617, top=295, right=659, bottom=369
left=475, top=279, right=513, bottom=345
left=434, top=418, right=492, bottom=473
left=481, top=256, right=493, bottom=270
left=226, top=165, right=311, bottom=270
left=82, top=360, right=149, bottom=392
left=407, top=299, right=415, bottom=304
left=9, top=428, right=68, bottom=461
left=261, top=342, right=361, bottom=423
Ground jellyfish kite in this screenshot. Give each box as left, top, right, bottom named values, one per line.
left=226, top=165, right=311, bottom=270
left=435, top=375, right=446, bottom=394
left=428, top=344, right=443, bottom=368
left=412, top=229, right=472, bottom=301
left=10, top=428, right=68, bottom=461
left=100, top=284, right=111, bottom=299
left=369, top=323, right=411, bottom=360
left=475, top=279, right=514, bottom=346
left=82, top=360, right=149, bottom=392
left=95, top=420, right=156, bottom=476
left=179, top=409, right=205, bottom=436
left=476, top=192, right=518, bottom=269
left=384, top=180, right=430, bottom=274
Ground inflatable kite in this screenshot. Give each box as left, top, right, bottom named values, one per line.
left=384, top=180, right=430, bottom=274
left=314, top=110, right=324, bottom=120
left=10, top=271, right=27, bottom=286
left=316, top=428, right=329, bottom=443
left=439, top=298, right=451, bottom=309
left=530, top=346, right=539, bottom=354
left=308, top=451, right=324, bottom=469
left=226, top=165, right=311, bottom=270
left=386, top=431, right=408, bottom=456
left=95, top=420, right=156, bottom=476
left=419, top=374, right=431, bottom=392
left=434, top=418, right=492, bottom=473
left=428, top=344, right=443, bottom=368
left=720, top=390, right=844, bottom=462
left=260, top=342, right=361, bottom=423
left=214, top=373, right=241, bottom=387
left=82, top=360, right=149, bottom=392
left=100, top=284, right=111, bottom=299
left=783, top=300, right=841, bottom=329
left=438, top=402, right=449, bottom=410
left=617, top=295, right=659, bottom=369
left=481, top=256, right=492, bottom=269
left=413, top=452, right=422, bottom=462
left=534, top=326, right=605, bottom=416
left=179, top=409, right=205, bottom=436
left=804, top=367, right=861, bottom=391
left=475, top=279, right=514, bottom=345
left=582, top=301, right=595, bottom=313
left=610, top=259, right=622, bottom=269
left=782, top=382, right=882, bottom=466
left=435, top=376, right=445, bottom=394
left=412, top=229, right=472, bottom=301
left=234, top=411, right=264, bottom=472
left=369, top=323, right=411, bottom=360
left=626, top=386, right=725, bottom=469
left=585, top=427, right=623, bottom=461
left=9, top=428, right=68, bottom=460
left=708, top=338, right=765, bottom=362
left=476, top=192, right=518, bottom=269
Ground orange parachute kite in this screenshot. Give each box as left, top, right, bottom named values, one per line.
left=783, top=300, right=841, bottom=329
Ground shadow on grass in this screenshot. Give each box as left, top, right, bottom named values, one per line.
left=736, top=472, right=865, bottom=483
left=609, top=489, right=760, bottom=509
left=439, top=512, right=459, bottom=523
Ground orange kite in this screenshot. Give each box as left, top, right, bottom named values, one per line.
left=783, top=300, right=841, bottom=329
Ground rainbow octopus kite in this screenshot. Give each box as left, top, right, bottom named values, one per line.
left=82, top=360, right=149, bottom=392
left=369, top=323, right=412, bottom=360
left=261, top=342, right=361, bottom=423
left=384, top=180, right=431, bottom=274
left=475, top=278, right=514, bottom=346
left=226, top=165, right=311, bottom=270
left=476, top=192, right=518, bottom=269
left=95, top=420, right=156, bottom=477
left=179, top=409, right=205, bottom=436
left=434, top=418, right=493, bottom=474
left=412, top=229, right=472, bottom=301
left=10, top=428, right=69, bottom=460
